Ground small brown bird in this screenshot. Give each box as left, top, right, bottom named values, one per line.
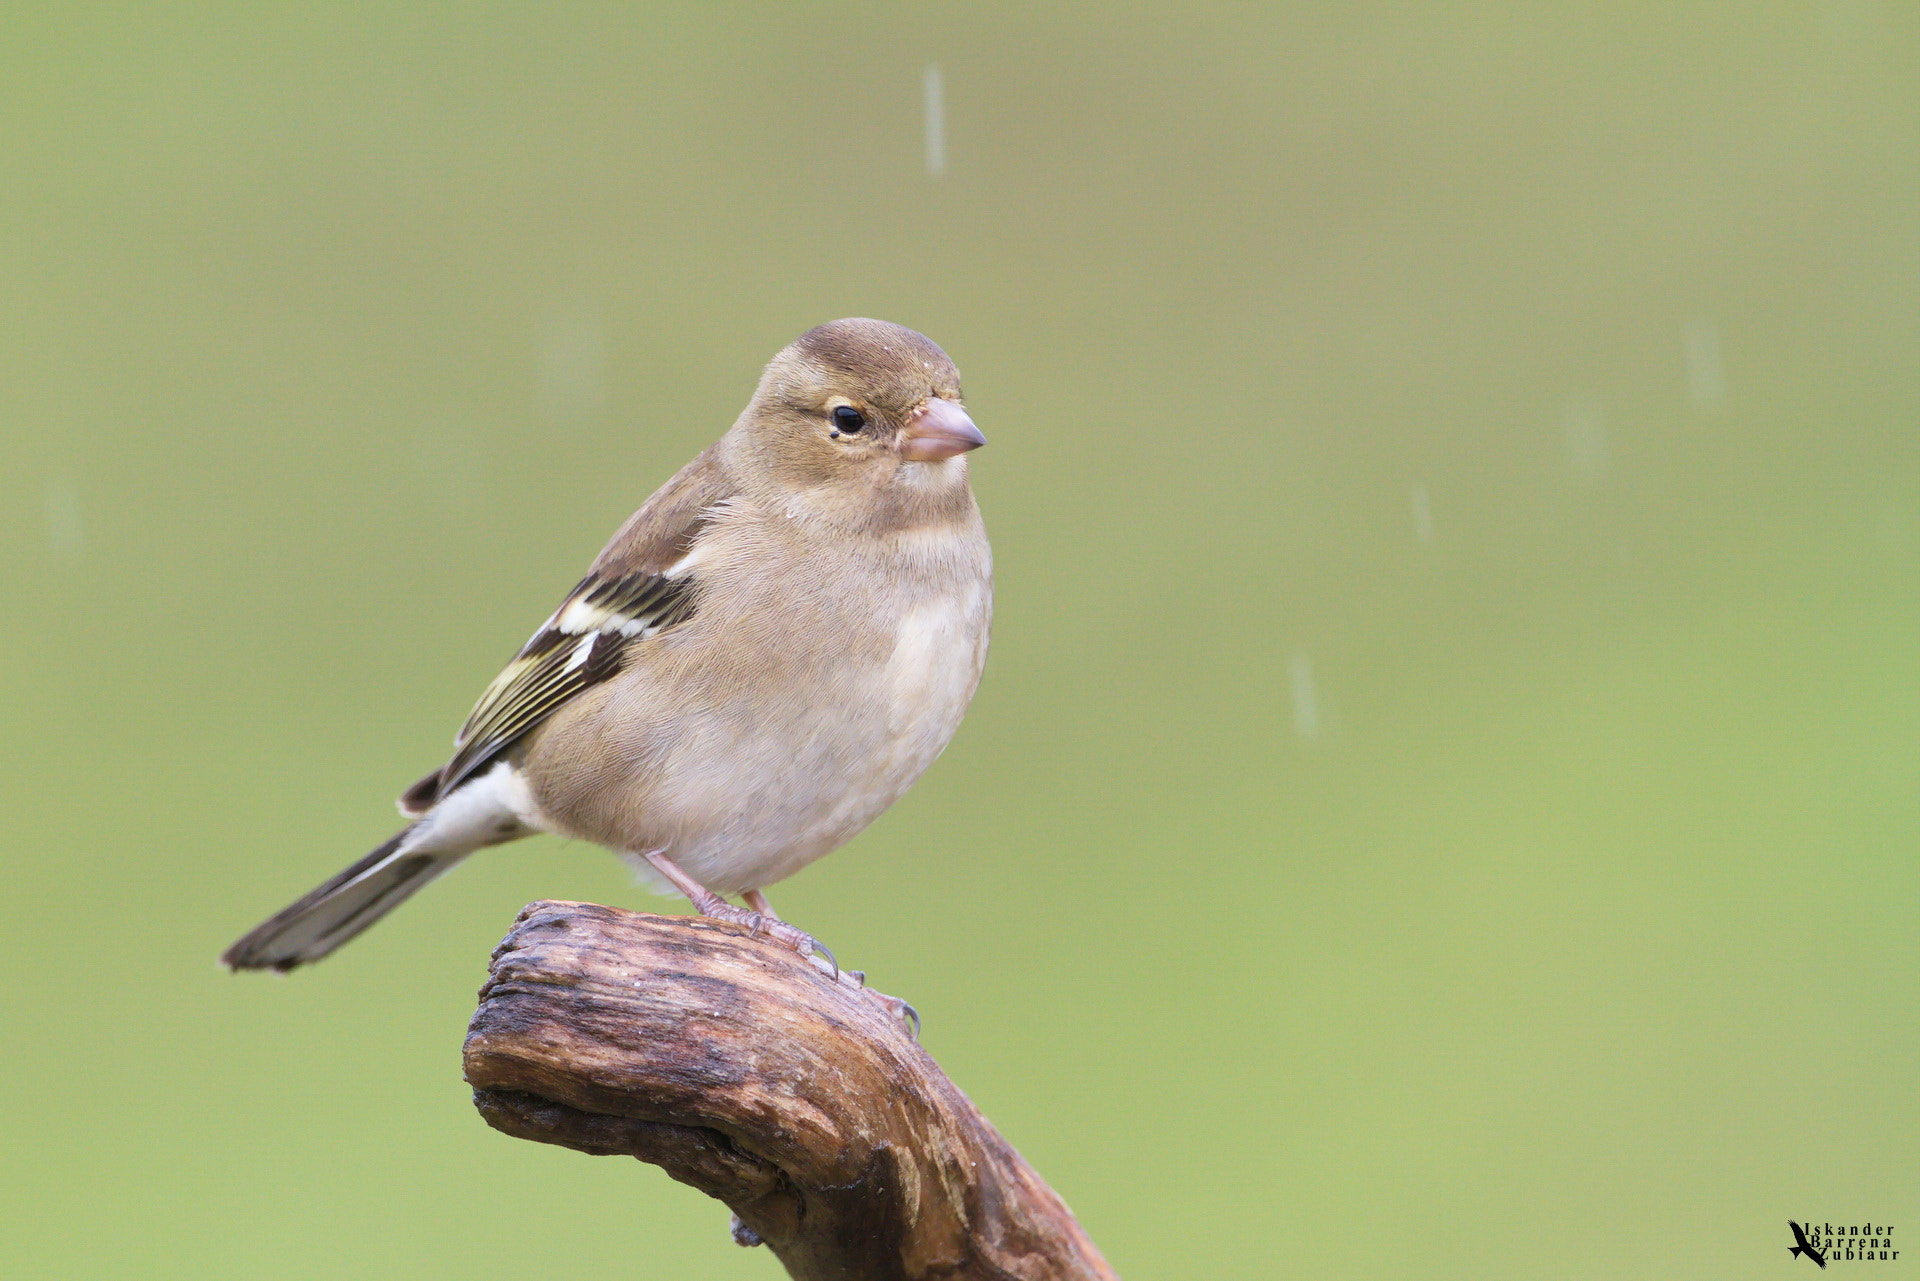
left=224, top=319, right=990, bottom=971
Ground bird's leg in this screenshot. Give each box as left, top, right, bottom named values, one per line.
left=641, top=850, right=824, bottom=964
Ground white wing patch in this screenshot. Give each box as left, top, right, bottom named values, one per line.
left=562, top=632, right=601, bottom=673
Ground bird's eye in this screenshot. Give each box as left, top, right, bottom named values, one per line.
left=831, top=405, right=866, bottom=435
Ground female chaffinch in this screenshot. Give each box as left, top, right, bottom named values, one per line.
left=224, top=319, right=989, bottom=971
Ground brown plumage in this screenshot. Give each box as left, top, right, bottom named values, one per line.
left=224, top=319, right=990, bottom=971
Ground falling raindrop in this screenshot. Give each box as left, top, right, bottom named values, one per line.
left=537, top=303, right=608, bottom=426
left=1289, top=653, right=1320, bottom=741
left=1684, top=317, right=1726, bottom=411
left=1411, top=483, right=1435, bottom=542
left=45, top=481, right=82, bottom=557
left=1563, top=397, right=1610, bottom=480
left=923, top=65, right=945, bottom=178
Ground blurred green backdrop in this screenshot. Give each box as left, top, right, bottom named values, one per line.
left=4, top=3, right=1916, bottom=1277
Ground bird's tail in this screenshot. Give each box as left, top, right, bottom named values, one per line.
left=221, top=824, right=469, bottom=971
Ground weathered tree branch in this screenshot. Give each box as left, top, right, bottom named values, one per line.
left=464, top=901, right=1116, bottom=1281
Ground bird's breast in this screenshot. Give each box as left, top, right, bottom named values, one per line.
left=882, top=587, right=988, bottom=739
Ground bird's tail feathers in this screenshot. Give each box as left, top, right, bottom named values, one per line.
left=222, top=822, right=469, bottom=972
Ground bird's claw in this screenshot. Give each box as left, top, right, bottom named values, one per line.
left=765, top=919, right=834, bottom=977
left=811, top=938, right=838, bottom=979
left=834, top=968, right=918, bottom=1038
left=851, top=987, right=920, bottom=1040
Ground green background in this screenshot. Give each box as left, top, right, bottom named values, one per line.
left=4, top=4, right=1915, bottom=1277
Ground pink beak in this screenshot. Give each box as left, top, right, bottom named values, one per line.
left=899, top=398, right=986, bottom=462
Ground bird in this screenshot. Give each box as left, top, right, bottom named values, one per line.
left=1789, top=1222, right=1827, bottom=1269
left=223, top=318, right=990, bottom=972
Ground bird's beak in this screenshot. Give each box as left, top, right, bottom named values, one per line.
left=898, top=398, right=986, bottom=462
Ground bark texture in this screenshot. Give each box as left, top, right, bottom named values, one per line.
left=465, top=900, right=1116, bottom=1281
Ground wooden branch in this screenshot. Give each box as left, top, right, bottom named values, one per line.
left=464, top=901, right=1117, bottom=1281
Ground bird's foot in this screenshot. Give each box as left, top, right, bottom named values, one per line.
left=735, top=887, right=838, bottom=974
left=696, top=900, right=830, bottom=967
left=846, top=969, right=921, bottom=1040
left=870, top=989, right=922, bottom=1040
left=639, top=851, right=835, bottom=970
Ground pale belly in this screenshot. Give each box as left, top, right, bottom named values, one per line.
left=528, top=576, right=990, bottom=896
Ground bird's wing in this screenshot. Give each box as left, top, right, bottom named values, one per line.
left=400, top=447, right=731, bottom=813
left=429, top=571, right=696, bottom=795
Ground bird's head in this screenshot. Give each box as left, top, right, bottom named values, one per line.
left=727, top=319, right=984, bottom=530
